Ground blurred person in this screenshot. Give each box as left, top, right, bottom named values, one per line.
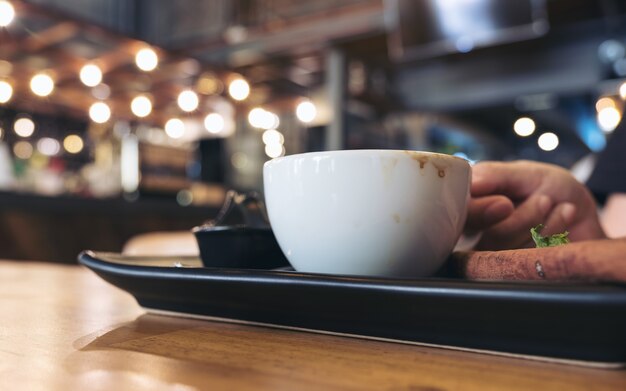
left=466, top=120, right=626, bottom=248
left=586, top=117, right=626, bottom=238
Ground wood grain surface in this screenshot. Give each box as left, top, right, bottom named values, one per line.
left=1, top=260, right=625, bottom=391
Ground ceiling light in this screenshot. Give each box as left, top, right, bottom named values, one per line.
left=0, top=80, right=12, bottom=103
left=228, top=78, right=250, bottom=101
left=513, top=117, right=535, bottom=137
left=262, top=129, right=284, bottom=145
left=63, top=134, right=84, bottom=154
left=135, top=48, right=158, bottom=72
left=14, top=117, right=35, bottom=137
left=597, top=107, right=622, bottom=133
left=265, top=143, right=285, bottom=158
left=165, top=118, right=185, bottom=139
left=37, top=137, right=60, bottom=156
left=131, top=95, right=152, bottom=117
left=30, top=73, right=54, bottom=97
left=537, top=132, right=559, bottom=151
left=89, top=102, right=111, bottom=123
left=595, top=97, right=616, bottom=112
left=79, top=64, right=103, bottom=87
left=204, top=113, right=225, bottom=134
left=296, top=100, right=317, bottom=123
left=0, top=1, right=15, bottom=27
left=177, top=90, right=199, bottom=112
left=13, top=141, right=33, bottom=159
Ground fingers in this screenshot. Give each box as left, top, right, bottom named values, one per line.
left=465, top=195, right=514, bottom=234
left=476, top=194, right=553, bottom=250
left=471, top=161, right=540, bottom=200
left=540, top=202, right=577, bottom=237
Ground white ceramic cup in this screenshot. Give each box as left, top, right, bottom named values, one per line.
left=263, top=150, right=471, bottom=278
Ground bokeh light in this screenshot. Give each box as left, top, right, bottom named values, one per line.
left=63, top=134, right=84, bottom=154
left=204, top=113, right=225, bottom=134
left=13, top=141, right=33, bottom=159
left=597, top=107, right=622, bottom=133
left=296, top=100, right=317, bottom=123
left=0, top=1, right=15, bottom=27
left=228, top=78, right=250, bottom=101
left=537, top=132, right=559, bottom=151
left=89, top=101, right=111, bottom=123
left=30, top=73, right=55, bottom=97
left=262, top=129, right=284, bottom=145
left=165, top=118, right=185, bottom=139
left=265, top=143, right=285, bottom=158
left=37, top=137, right=61, bottom=156
left=131, top=95, right=152, bottom=117
left=177, top=90, right=199, bottom=112
left=513, top=117, right=535, bottom=137
left=135, top=48, right=158, bottom=71
left=595, top=97, right=616, bottom=112
left=14, top=117, right=35, bottom=137
left=0, top=80, right=13, bottom=103
left=79, top=64, right=103, bottom=87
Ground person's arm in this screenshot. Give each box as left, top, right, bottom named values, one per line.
left=450, top=238, right=626, bottom=283
left=601, top=193, right=626, bottom=238
left=465, top=160, right=606, bottom=251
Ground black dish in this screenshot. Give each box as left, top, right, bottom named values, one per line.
left=192, top=190, right=289, bottom=269
left=192, top=225, right=289, bottom=269
left=78, top=250, right=626, bottom=367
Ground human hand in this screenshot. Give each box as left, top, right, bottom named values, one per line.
left=465, top=160, right=606, bottom=250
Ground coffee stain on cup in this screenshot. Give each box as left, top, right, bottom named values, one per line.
left=381, top=157, right=399, bottom=186
left=392, top=213, right=400, bottom=223
left=404, top=151, right=429, bottom=169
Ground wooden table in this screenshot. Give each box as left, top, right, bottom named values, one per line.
left=1, top=260, right=625, bottom=391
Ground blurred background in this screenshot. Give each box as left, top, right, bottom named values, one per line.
left=1, top=0, right=625, bottom=261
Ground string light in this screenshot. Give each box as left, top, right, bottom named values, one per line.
left=0, top=1, right=15, bottom=27
left=79, top=64, right=103, bottom=87
left=597, top=107, right=622, bottom=133
left=14, top=117, right=35, bottom=137
left=131, top=95, right=152, bottom=117
left=30, top=73, right=54, bottom=97
left=13, top=141, right=33, bottom=159
left=595, top=97, right=615, bottom=112
left=265, top=143, right=285, bottom=158
left=0, top=80, right=12, bottom=103
left=204, top=113, right=225, bottom=134
left=538, top=132, right=559, bottom=151
left=248, top=107, right=279, bottom=129
left=513, top=117, right=535, bottom=137
left=165, top=118, right=185, bottom=139
left=228, top=78, right=250, bottom=101
left=620, top=82, right=626, bottom=100
left=37, top=137, right=60, bottom=156
left=296, top=100, right=317, bottom=123
left=63, top=134, right=84, bottom=154
left=89, top=102, right=111, bottom=123
left=135, top=48, right=158, bottom=72
left=262, top=129, right=284, bottom=145
left=177, top=90, right=199, bottom=112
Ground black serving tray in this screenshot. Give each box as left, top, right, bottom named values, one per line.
left=78, top=251, right=626, bottom=367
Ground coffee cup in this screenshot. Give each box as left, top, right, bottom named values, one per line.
left=263, top=150, right=471, bottom=278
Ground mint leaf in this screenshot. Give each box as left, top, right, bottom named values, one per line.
left=531, top=224, right=570, bottom=248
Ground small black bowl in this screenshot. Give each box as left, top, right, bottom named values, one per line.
left=192, top=224, right=289, bottom=269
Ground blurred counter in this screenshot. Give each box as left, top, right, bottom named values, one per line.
left=0, top=191, right=219, bottom=263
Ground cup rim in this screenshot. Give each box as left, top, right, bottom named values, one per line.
left=264, top=149, right=470, bottom=168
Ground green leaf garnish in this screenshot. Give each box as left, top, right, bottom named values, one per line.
left=531, top=224, right=570, bottom=248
